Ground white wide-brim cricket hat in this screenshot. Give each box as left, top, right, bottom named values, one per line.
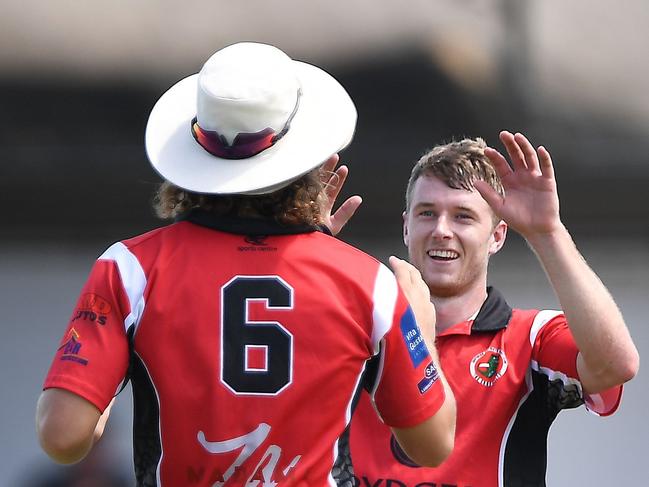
left=145, top=42, right=357, bottom=195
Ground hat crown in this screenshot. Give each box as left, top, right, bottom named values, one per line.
left=196, top=43, right=300, bottom=145
left=145, top=41, right=356, bottom=195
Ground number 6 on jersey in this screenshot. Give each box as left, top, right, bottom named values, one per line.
left=220, top=276, right=294, bottom=395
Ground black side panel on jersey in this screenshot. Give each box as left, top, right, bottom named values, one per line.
left=130, top=351, right=162, bottom=487
left=332, top=425, right=355, bottom=487
left=502, top=369, right=584, bottom=486
left=333, top=356, right=379, bottom=486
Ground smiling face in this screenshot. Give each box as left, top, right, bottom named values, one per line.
left=403, top=174, right=507, bottom=298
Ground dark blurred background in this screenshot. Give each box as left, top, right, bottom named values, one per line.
left=1, top=1, right=648, bottom=485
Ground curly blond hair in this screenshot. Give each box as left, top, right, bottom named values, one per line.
left=153, top=169, right=329, bottom=227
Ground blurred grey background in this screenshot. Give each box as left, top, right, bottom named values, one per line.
left=1, top=0, right=648, bottom=485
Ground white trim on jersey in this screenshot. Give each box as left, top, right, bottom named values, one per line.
left=371, top=263, right=398, bottom=354
left=530, top=360, right=583, bottom=392
left=528, top=308, right=620, bottom=416
left=133, top=350, right=164, bottom=487
left=584, top=392, right=608, bottom=416
left=498, top=369, right=534, bottom=487
left=368, top=262, right=400, bottom=424
left=99, top=242, right=147, bottom=332
left=528, top=309, right=563, bottom=347
left=497, top=309, right=578, bottom=486
left=532, top=305, right=595, bottom=405
left=368, top=340, right=388, bottom=424
left=328, top=360, right=370, bottom=487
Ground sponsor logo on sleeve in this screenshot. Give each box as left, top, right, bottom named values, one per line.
left=417, top=361, right=439, bottom=394
left=70, top=293, right=112, bottom=325
left=400, top=307, right=430, bottom=368
left=470, top=347, right=508, bottom=387
left=57, top=327, right=89, bottom=365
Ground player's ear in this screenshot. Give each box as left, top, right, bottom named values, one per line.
left=402, top=210, right=409, bottom=247
left=488, top=220, right=507, bottom=255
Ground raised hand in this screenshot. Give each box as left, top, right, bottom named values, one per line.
left=320, top=154, right=363, bottom=236
left=474, top=131, right=562, bottom=239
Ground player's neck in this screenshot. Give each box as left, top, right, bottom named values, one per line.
left=431, top=283, right=488, bottom=333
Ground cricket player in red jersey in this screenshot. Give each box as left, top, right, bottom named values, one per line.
left=35, top=42, right=456, bottom=486
left=332, top=134, right=639, bottom=486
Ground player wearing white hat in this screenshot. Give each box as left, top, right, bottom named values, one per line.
left=36, top=42, right=456, bottom=486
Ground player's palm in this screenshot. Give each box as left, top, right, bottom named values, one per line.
left=320, top=154, right=362, bottom=236
left=476, top=131, right=561, bottom=239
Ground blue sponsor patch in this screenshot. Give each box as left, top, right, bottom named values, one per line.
left=400, top=307, right=431, bottom=368
left=418, top=361, right=439, bottom=394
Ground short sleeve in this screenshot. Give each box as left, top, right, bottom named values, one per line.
left=531, top=310, right=622, bottom=416
left=368, top=264, right=445, bottom=428
left=43, top=257, right=131, bottom=412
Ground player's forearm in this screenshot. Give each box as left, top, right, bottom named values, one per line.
left=526, top=225, right=639, bottom=391
left=434, top=369, right=456, bottom=454
left=392, top=380, right=456, bottom=467
left=418, top=347, right=457, bottom=464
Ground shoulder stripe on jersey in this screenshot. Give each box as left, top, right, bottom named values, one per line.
left=528, top=309, right=563, bottom=346
left=371, top=263, right=398, bottom=354
left=99, top=242, right=147, bottom=332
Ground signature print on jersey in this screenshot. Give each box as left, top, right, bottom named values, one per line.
left=197, top=422, right=301, bottom=485
left=470, top=347, right=507, bottom=386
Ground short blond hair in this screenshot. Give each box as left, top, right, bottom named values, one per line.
left=405, top=137, right=504, bottom=214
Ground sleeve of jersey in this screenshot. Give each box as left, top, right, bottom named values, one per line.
left=530, top=310, right=622, bottom=417
left=42, top=250, right=134, bottom=413
left=368, top=263, right=446, bottom=428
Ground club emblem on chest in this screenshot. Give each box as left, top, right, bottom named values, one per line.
left=470, top=347, right=508, bottom=386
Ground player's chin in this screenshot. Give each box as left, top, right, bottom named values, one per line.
left=424, top=275, right=462, bottom=298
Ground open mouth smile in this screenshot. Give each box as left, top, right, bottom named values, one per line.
left=427, top=249, right=459, bottom=261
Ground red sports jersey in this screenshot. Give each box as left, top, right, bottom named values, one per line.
left=348, top=287, right=622, bottom=487
left=44, top=211, right=445, bottom=487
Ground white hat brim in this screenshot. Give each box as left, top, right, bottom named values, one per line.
left=145, top=61, right=357, bottom=194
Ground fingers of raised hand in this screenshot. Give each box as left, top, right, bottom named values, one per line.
left=389, top=257, right=435, bottom=329
left=388, top=255, right=408, bottom=279
left=499, top=131, right=528, bottom=171
left=513, top=133, right=541, bottom=174
left=537, top=145, right=555, bottom=180
left=324, top=164, right=348, bottom=200
left=329, top=195, right=362, bottom=236
left=389, top=256, right=428, bottom=295
left=473, top=179, right=504, bottom=214
left=389, top=256, right=415, bottom=286
left=484, top=146, right=513, bottom=178
left=321, top=154, right=340, bottom=175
